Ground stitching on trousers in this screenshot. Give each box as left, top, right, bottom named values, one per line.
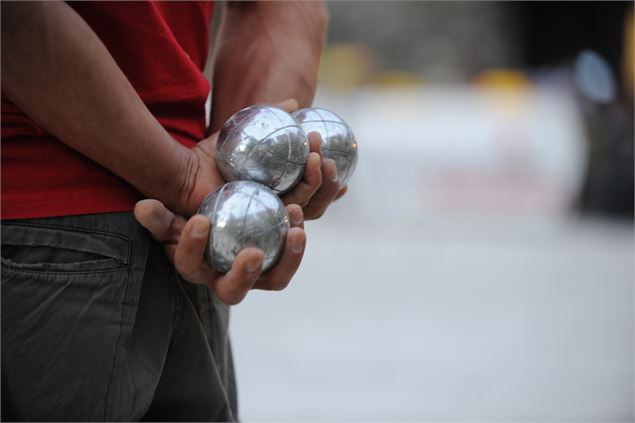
left=169, top=263, right=184, bottom=335
left=102, top=250, right=134, bottom=421
left=206, top=288, right=236, bottom=422
left=2, top=222, right=131, bottom=243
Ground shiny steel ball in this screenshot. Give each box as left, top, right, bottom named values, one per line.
left=198, top=181, right=290, bottom=274
left=216, top=105, right=310, bottom=194
left=292, top=107, right=358, bottom=187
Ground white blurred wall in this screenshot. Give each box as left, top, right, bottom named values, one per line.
left=230, top=87, right=634, bottom=421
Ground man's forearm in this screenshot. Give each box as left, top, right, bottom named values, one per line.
left=1, top=2, right=194, bottom=214
left=210, top=1, right=328, bottom=132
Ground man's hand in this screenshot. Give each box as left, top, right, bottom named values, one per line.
left=134, top=199, right=307, bottom=305
left=179, top=98, right=348, bottom=219
left=281, top=131, right=348, bottom=220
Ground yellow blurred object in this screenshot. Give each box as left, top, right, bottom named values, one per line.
left=318, top=43, right=376, bottom=92
left=624, top=7, right=634, bottom=96
left=473, top=70, right=533, bottom=119
left=371, top=71, right=423, bottom=87
left=473, top=69, right=532, bottom=90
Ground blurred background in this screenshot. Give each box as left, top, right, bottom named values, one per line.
left=228, top=2, right=634, bottom=421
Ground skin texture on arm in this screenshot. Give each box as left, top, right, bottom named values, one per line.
left=1, top=1, right=202, bottom=216
left=210, top=1, right=329, bottom=132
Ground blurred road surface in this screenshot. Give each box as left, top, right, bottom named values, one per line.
left=231, top=212, right=633, bottom=421
left=230, top=87, right=633, bottom=421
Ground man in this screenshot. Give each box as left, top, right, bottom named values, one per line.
left=1, top=1, right=342, bottom=420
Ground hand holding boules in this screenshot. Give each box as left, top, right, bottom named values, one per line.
left=134, top=197, right=306, bottom=305
left=292, top=107, right=358, bottom=187
left=198, top=181, right=289, bottom=273
left=215, top=103, right=357, bottom=221
left=216, top=105, right=310, bottom=194
left=135, top=99, right=357, bottom=300
left=286, top=107, right=357, bottom=218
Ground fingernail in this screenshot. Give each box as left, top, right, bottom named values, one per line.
left=246, top=259, right=262, bottom=274
left=191, top=219, right=208, bottom=238
left=292, top=208, right=303, bottom=225
left=290, top=236, right=305, bottom=254
left=153, top=210, right=174, bottom=230
left=328, top=160, right=339, bottom=182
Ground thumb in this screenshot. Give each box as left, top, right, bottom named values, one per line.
left=134, top=199, right=179, bottom=242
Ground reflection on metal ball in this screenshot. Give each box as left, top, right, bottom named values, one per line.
left=216, top=105, right=310, bottom=194
left=198, top=181, right=290, bottom=274
left=292, top=107, right=358, bottom=187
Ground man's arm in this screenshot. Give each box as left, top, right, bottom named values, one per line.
left=2, top=1, right=308, bottom=304
left=210, top=1, right=328, bottom=132
left=209, top=1, right=342, bottom=219
left=1, top=1, right=200, bottom=216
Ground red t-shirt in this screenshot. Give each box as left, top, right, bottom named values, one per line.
left=1, top=1, right=214, bottom=219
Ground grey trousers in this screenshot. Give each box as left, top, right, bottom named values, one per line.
left=1, top=213, right=238, bottom=422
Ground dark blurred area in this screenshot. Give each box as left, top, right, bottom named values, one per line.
left=324, top=1, right=634, bottom=218
left=513, top=2, right=627, bottom=77
left=512, top=2, right=633, bottom=217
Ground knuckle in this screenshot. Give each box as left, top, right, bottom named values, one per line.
left=307, top=186, right=320, bottom=199
left=269, top=279, right=290, bottom=291
left=221, top=291, right=246, bottom=306
left=179, top=266, right=202, bottom=284
left=326, top=177, right=340, bottom=190
left=305, top=208, right=324, bottom=220
left=303, top=207, right=319, bottom=220
left=174, top=258, right=187, bottom=275
left=226, top=296, right=243, bottom=306
left=178, top=269, right=195, bottom=283
left=174, top=253, right=205, bottom=282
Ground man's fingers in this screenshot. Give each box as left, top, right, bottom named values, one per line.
left=307, top=131, right=322, bottom=155
left=134, top=199, right=184, bottom=243
left=214, top=247, right=264, bottom=305
left=252, top=227, right=306, bottom=291
left=173, top=214, right=265, bottom=305
left=334, top=185, right=348, bottom=201
left=173, top=214, right=218, bottom=284
left=286, top=204, right=304, bottom=229
left=281, top=152, right=321, bottom=207
left=134, top=199, right=174, bottom=235
left=253, top=206, right=304, bottom=291
left=303, top=158, right=340, bottom=220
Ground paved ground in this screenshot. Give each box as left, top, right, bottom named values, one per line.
left=230, top=210, right=633, bottom=421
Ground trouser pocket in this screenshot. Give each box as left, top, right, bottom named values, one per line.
left=1, top=215, right=147, bottom=422
left=1, top=222, right=129, bottom=273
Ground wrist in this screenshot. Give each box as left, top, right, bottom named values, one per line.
left=171, top=136, right=228, bottom=217
left=171, top=144, right=201, bottom=217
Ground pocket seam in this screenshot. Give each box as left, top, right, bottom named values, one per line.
left=2, top=222, right=131, bottom=267
left=1, top=259, right=127, bottom=275
left=1, top=255, right=125, bottom=274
